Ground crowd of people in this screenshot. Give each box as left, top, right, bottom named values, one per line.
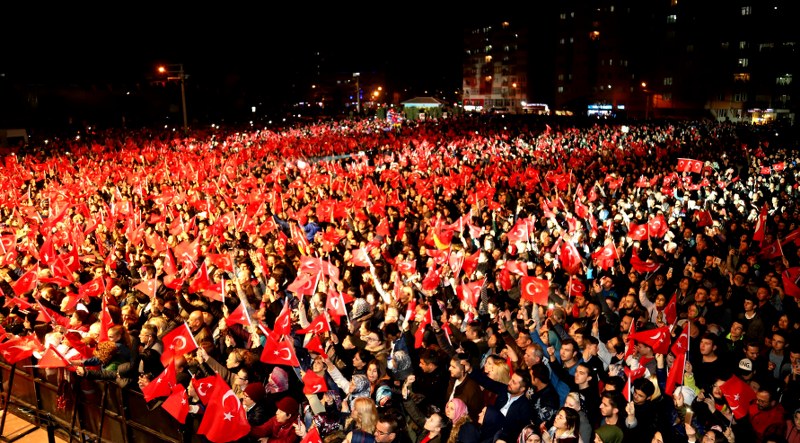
left=1, top=115, right=799, bottom=443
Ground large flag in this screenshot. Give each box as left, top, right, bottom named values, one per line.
left=627, top=223, right=649, bottom=241
left=196, top=379, right=250, bottom=443
left=225, top=302, right=253, bottom=328
left=191, top=374, right=222, bottom=406
left=647, top=214, right=669, bottom=238
left=559, top=240, right=583, bottom=275
left=677, top=158, right=704, bottom=174
left=664, top=351, right=685, bottom=396
left=302, top=370, right=328, bottom=394
left=296, top=313, right=331, bottom=335
left=160, top=323, right=199, bottom=366
left=592, top=243, right=617, bottom=270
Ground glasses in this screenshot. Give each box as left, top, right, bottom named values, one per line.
left=375, top=430, right=392, bottom=436
left=367, top=336, right=380, bottom=342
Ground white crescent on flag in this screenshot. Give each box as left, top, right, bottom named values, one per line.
left=221, top=390, right=239, bottom=421
left=172, top=336, right=187, bottom=352
left=197, top=383, right=210, bottom=397
left=274, top=347, right=292, bottom=362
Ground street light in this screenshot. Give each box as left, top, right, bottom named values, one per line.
left=157, top=64, right=188, bottom=132
left=353, top=72, right=360, bottom=114
left=641, top=82, right=651, bottom=120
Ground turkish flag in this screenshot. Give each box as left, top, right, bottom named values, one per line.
left=35, top=344, right=72, bottom=369
left=142, top=359, right=177, bottom=402
left=506, top=220, right=530, bottom=244
left=758, top=240, right=782, bottom=260
left=160, top=323, right=199, bottom=366
left=456, top=278, right=485, bottom=308
left=376, top=217, right=391, bottom=237
left=326, top=288, right=349, bottom=323
left=663, top=294, right=678, bottom=326
left=629, top=253, right=662, bottom=274
left=50, top=256, right=75, bottom=283
left=12, top=269, right=38, bottom=296
left=79, top=277, right=105, bottom=298
left=273, top=301, right=293, bottom=336
left=301, top=426, right=323, bottom=443
left=627, top=223, right=649, bottom=241
left=260, top=334, right=300, bottom=367
left=304, top=334, right=328, bottom=358
left=395, top=260, right=416, bottom=275
left=630, top=326, right=671, bottom=355
left=421, top=264, right=441, bottom=292
left=206, top=253, right=234, bottom=273
left=694, top=210, right=713, bottom=228
left=349, top=248, right=372, bottom=268
left=690, top=160, right=704, bottom=174
left=782, top=267, right=800, bottom=298
left=647, top=214, right=668, bottom=238
left=719, top=375, right=756, bottom=420
left=504, top=261, right=528, bottom=276
left=461, top=249, right=481, bottom=278
left=753, top=204, right=768, bottom=244
left=161, top=384, right=189, bottom=424
left=191, top=374, right=222, bottom=406
left=134, top=278, right=159, bottom=298
left=196, top=379, right=250, bottom=443
left=520, top=276, right=550, bottom=305
left=414, top=307, right=433, bottom=349
left=296, top=313, right=330, bottom=335
left=188, top=262, right=212, bottom=294
left=98, top=296, right=115, bottom=342
left=225, top=302, right=252, bottom=328
left=3, top=296, right=32, bottom=311
left=664, top=352, right=685, bottom=396
left=623, top=365, right=648, bottom=402
left=287, top=273, right=317, bottom=296
left=568, top=278, right=587, bottom=297
left=670, top=322, right=691, bottom=356
left=39, top=235, right=57, bottom=265
left=163, top=247, right=178, bottom=276
left=559, top=240, right=583, bottom=275
left=0, top=334, right=44, bottom=364
left=592, top=243, right=617, bottom=270
left=302, top=370, right=328, bottom=394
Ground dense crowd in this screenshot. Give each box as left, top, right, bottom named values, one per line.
left=1, top=115, right=799, bottom=443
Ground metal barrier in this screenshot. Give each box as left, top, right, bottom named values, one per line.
left=1, top=359, right=196, bottom=443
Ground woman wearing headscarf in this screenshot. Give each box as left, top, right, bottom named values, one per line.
left=516, top=425, right=543, bottom=443
left=444, top=398, right=479, bottom=443
left=264, top=366, right=291, bottom=418
left=252, top=396, right=302, bottom=443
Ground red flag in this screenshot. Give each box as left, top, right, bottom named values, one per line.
left=296, top=313, right=330, bottom=335
left=161, top=384, right=189, bottom=424
left=79, top=277, right=106, bottom=298
left=782, top=267, right=800, bottom=298
left=225, top=302, right=252, bottom=328
left=163, top=247, right=178, bottom=275
left=670, top=322, right=691, bottom=357
left=627, top=223, right=649, bottom=241
left=506, top=220, right=530, bottom=244
left=304, top=334, right=328, bottom=358
left=504, top=260, right=528, bottom=276
left=0, top=334, right=44, bottom=364
left=753, top=204, right=768, bottom=244
left=421, top=264, right=440, bottom=292
left=206, top=253, right=234, bottom=273
left=196, top=379, right=250, bottom=443
left=694, top=210, right=713, bottom=228
left=664, top=351, right=685, bottom=396
left=272, top=302, right=293, bottom=336
left=326, top=288, right=348, bottom=323
left=629, top=253, right=662, bottom=274
left=35, top=344, right=72, bottom=369
left=630, top=326, right=671, bottom=355
left=192, top=374, right=221, bottom=406
left=456, top=278, right=485, bottom=308
left=188, top=262, right=212, bottom=294
left=414, top=307, right=433, bottom=349
left=664, top=294, right=678, bottom=326
left=287, top=273, right=317, bottom=296
left=520, top=276, right=550, bottom=305
left=719, top=375, right=756, bottom=420
left=50, top=256, right=75, bottom=283
left=461, top=249, right=481, bottom=278
left=301, top=426, right=323, bottom=443
left=142, top=359, right=177, bottom=402
left=592, top=243, right=617, bottom=270
left=39, top=235, right=57, bottom=265
left=647, top=214, right=668, bottom=238
left=568, top=278, right=587, bottom=297
left=758, top=241, right=782, bottom=260
left=260, top=334, right=300, bottom=367
left=302, top=370, right=328, bottom=394
left=98, top=296, right=115, bottom=342
left=559, top=240, right=583, bottom=275
left=134, top=278, right=159, bottom=297
left=348, top=248, right=372, bottom=268
left=160, top=323, right=199, bottom=366
left=11, top=269, right=38, bottom=296
left=623, top=365, right=647, bottom=401
left=395, top=260, right=417, bottom=275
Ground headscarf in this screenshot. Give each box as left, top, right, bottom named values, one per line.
left=349, top=374, right=371, bottom=410
left=594, top=425, right=623, bottom=443
left=267, top=367, right=289, bottom=393
left=448, top=398, right=469, bottom=423
left=517, top=426, right=539, bottom=443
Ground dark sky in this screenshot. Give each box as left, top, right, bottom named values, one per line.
left=3, top=5, right=493, bottom=92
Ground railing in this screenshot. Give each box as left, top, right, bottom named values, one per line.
left=1, top=359, right=197, bottom=443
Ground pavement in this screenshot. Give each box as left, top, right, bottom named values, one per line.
left=0, top=408, right=67, bottom=443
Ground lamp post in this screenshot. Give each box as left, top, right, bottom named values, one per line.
left=641, top=82, right=650, bottom=120
left=158, top=64, right=188, bottom=132
left=353, top=72, right=360, bottom=114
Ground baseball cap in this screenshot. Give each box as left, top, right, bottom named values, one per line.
left=737, top=358, right=754, bottom=376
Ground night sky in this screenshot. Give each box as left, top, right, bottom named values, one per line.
left=3, top=5, right=491, bottom=91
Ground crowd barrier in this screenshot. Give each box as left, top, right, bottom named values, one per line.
left=0, top=359, right=196, bottom=443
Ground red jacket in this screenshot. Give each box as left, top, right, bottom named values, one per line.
left=250, top=416, right=300, bottom=443
left=748, top=403, right=785, bottom=441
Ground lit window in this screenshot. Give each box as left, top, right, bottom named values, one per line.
left=664, top=77, right=673, bottom=86
left=558, top=86, right=564, bottom=93
left=739, top=41, right=748, bottom=49
left=734, top=73, right=751, bottom=81
left=738, top=58, right=749, bottom=67
left=610, top=5, right=615, bottom=12
left=741, top=6, right=751, bottom=15
left=589, top=31, right=599, bottom=41
left=776, top=74, right=792, bottom=85
left=560, top=13, right=566, bottom=19
left=734, top=93, right=748, bottom=102
left=485, top=55, right=493, bottom=63
left=558, top=74, right=564, bottom=81
left=560, top=38, right=565, bottom=45
left=571, top=11, right=575, bottom=17
left=663, top=93, right=672, bottom=101
left=609, top=59, right=613, bottom=66
left=667, top=14, right=677, bottom=23
left=721, top=42, right=730, bottom=49
left=570, top=37, right=574, bottom=43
